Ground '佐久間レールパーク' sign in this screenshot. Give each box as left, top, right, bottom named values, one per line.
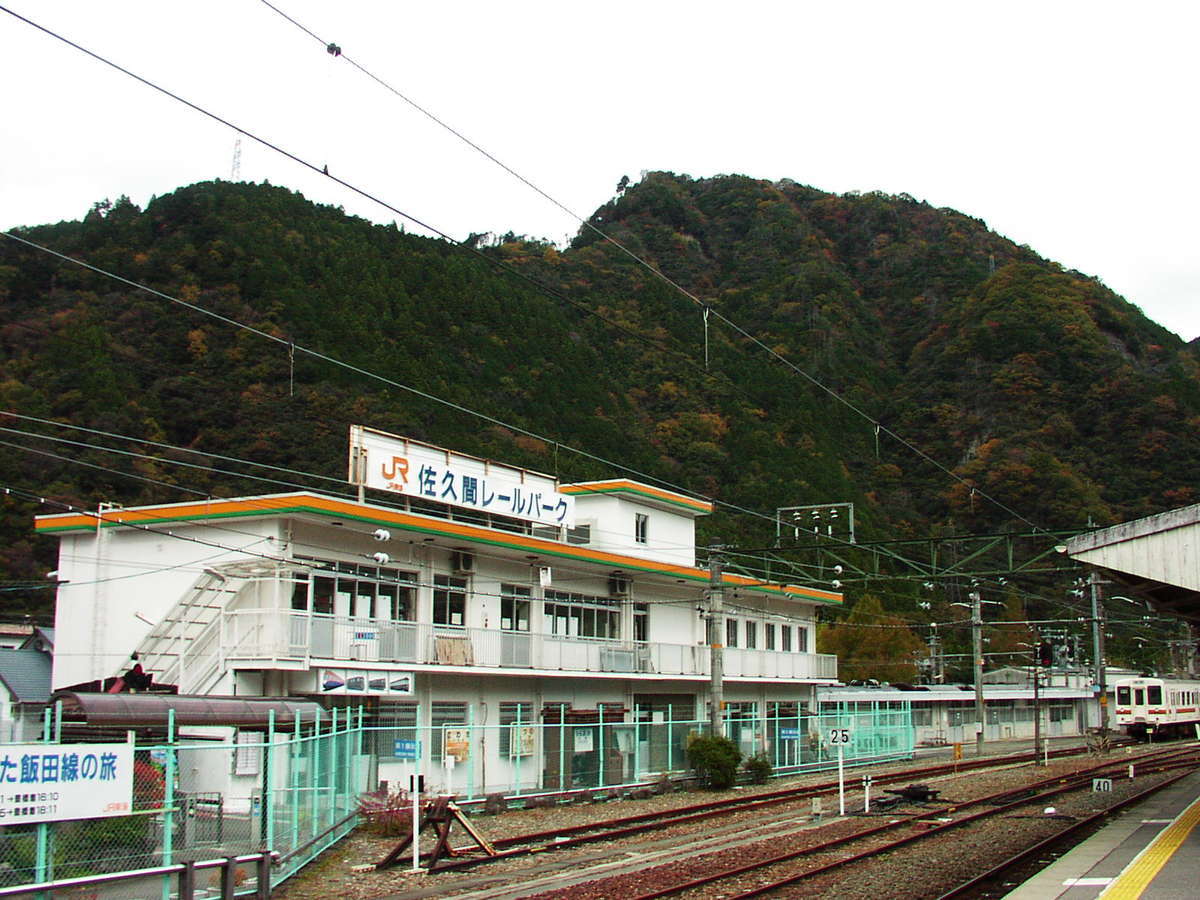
left=350, top=426, right=575, bottom=528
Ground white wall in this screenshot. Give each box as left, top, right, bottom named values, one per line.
left=574, top=494, right=698, bottom=566
left=51, top=520, right=283, bottom=689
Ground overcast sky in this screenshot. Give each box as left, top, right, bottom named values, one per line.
left=3, top=1, right=1197, bottom=340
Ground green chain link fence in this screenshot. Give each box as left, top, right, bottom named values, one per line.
left=0, top=705, right=371, bottom=897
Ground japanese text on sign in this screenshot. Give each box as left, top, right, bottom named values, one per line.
left=0, top=743, right=134, bottom=825
left=351, top=426, right=575, bottom=528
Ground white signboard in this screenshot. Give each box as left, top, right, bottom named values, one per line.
left=350, top=426, right=575, bottom=528
left=0, top=743, right=135, bottom=825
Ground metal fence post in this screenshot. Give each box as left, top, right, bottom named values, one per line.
left=310, top=711, right=321, bottom=841
left=34, top=707, right=52, bottom=895
left=179, top=859, right=196, bottom=900
left=290, top=710, right=301, bottom=855
left=467, top=704, right=475, bottom=800
left=633, top=705, right=641, bottom=782
left=328, top=707, right=339, bottom=830
left=597, top=712, right=605, bottom=789
left=264, top=710, right=276, bottom=856
left=256, top=852, right=272, bottom=900
left=667, top=704, right=673, bottom=772
left=221, top=855, right=237, bottom=898
left=161, top=707, right=176, bottom=900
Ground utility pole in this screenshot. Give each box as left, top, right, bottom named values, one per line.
left=971, top=590, right=985, bottom=757
left=708, top=542, right=725, bottom=738
left=1089, top=572, right=1108, bottom=735
left=1032, top=637, right=1044, bottom=764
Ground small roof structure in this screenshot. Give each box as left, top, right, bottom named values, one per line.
left=0, top=648, right=52, bottom=704
left=51, top=692, right=325, bottom=730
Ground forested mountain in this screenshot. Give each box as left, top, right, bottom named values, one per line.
left=2, top=173, right=1198, bottom=628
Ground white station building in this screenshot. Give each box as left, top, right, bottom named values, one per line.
left=36, top=428, right=841, bottom=796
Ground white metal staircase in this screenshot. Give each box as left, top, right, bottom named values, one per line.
left=130, top=563, right=253, bottom=695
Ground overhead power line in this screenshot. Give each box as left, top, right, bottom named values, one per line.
left=6, top=2, right=1047, bottom=539
left=254, top=0, right=1048, bottom=536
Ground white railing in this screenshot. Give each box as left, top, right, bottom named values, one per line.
left=214, top=610, right=837, bottom=681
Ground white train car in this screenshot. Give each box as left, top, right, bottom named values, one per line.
left=1114, top=676, right=1200, bottom=739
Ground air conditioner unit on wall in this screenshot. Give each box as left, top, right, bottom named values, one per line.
left=452, top=551, right=475, bottom=575
left=609, top=575, right=630, bottom=597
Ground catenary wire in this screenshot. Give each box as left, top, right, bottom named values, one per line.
left=6, top=2, right=1043, bottom=539
left=255, top=0, right=1048, bottom=535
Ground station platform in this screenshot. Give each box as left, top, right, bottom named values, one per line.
left=1006, top=767, right=1200, bottom=899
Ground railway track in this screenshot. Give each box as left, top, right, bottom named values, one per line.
left=425, top=741, right=1125, bottom=874
left=379, top=742, right=1196, bottom=900
left=599, top=746, right=1200, bottom=900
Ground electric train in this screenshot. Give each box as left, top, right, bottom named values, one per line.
left=1113, top=676, right=1200, bottom=739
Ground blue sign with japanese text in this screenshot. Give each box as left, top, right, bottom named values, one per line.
left=394, top=739, right=420, bottom=760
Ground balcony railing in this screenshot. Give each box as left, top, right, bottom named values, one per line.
left=202, top=609, right=836, bottom=682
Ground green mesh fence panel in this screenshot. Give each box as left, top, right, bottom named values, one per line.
left=0, top=707, right=370, bottom=896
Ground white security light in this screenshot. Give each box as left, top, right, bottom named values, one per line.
left=372, top=552, right=390, bottom=565
left=373, top=529, right=392, bottom=542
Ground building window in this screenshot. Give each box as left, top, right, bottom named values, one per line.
left=433, top=575, right=467, bottom=627
left=234, top=731, right=262, bottom=775
left=499, top=701, right=534, bottom=757
left=292, top=559, right=415, bottom=621
left=634, top=603, right=648, bottom=643
left=377, top=701, right=418, bottom=757
left=725, top=701, right=757, bottom=724
left=500, top=584, right=531, bottom=632
left=796, top=626, right=808, bottom=653
left=567, top=523, right=592, bottom=545
left=765, top=623, right=775, bottom=651
left=780, top=625, right=792, bottom=652
left=726, top=618, right=738, bottom=648
left=635, top=513, right=648, bottom=544
left=544, top=589, right=620, bottom=639
left=745, top=621, right=757, bottom=650
left=431, top=701, right=468, bottom=759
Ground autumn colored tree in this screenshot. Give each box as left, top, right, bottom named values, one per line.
left=817, top=594, right=926, bottom=683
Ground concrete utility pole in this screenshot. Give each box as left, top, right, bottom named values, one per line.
left=970, top=590, right=985, bottom=757
left=1032, top=640, right=1042, bottom=764
left=708, top=542, right=725, bottom=737
left=1089, top=572, right=1109, bottom=735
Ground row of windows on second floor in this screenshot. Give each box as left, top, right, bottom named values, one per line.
left=286, top=556, right=812, bottom=652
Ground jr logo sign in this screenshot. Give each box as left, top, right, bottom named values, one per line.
left=381, top=456, right=409, bottom=485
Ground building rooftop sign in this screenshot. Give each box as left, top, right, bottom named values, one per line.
left=349, top=426, right=575, bottom=529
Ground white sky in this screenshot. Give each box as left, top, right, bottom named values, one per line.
left=2, top=1, right=1197, bottom=341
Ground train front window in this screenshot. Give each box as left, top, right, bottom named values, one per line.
left=1148, top=685, right=1163, bottom=705
left=1134, top=688, right=1145, bottom=705
left=1117, top=686, right=1131, bottom=705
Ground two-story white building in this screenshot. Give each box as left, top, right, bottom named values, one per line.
left=36, top=430, right=840, bottom=796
